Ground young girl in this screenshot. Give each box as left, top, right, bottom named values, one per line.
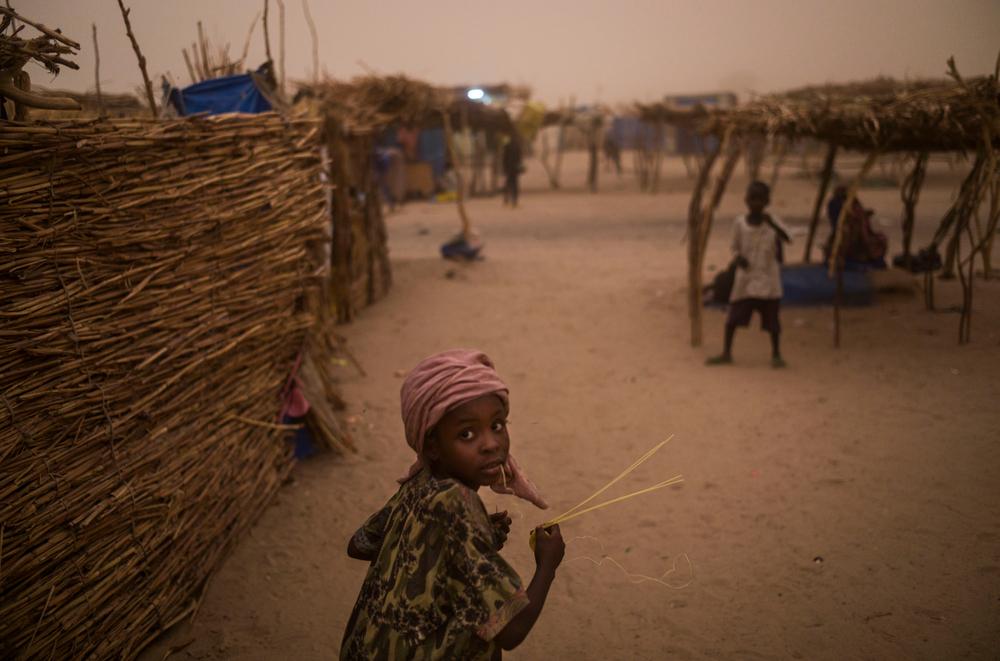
left=341, top=349, right=564, bottom=660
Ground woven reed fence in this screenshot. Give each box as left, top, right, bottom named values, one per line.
left=0, top=112, right=340, bottom=659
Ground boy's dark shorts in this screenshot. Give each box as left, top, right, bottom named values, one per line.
left=726, top=298, right=781, bottom=333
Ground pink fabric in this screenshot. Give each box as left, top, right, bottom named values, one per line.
left=398, top=349, right=547, bottom=509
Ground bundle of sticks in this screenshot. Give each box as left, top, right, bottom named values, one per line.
left=0, top=6, right=79, bottom=75
left=0, top=112, right=350, bottom=659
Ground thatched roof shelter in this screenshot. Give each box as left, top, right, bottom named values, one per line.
left=680, top=62, right=999, bottom=347
left=296, top=74, right=514, bottom=134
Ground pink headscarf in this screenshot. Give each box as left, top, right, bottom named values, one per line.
left=399, top=349, right=548, bottom=509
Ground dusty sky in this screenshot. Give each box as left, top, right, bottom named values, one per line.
left=25, top=0, right=1000, bottom=105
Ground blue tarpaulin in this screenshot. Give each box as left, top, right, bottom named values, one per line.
left=168, top=73, right=271, bottom=116
left=779, top=264, right=873, bottom=306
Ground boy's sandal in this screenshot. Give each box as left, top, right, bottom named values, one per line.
left=771, top=356, right=787, bottom=368
left=705, top=355, right=733, bottom=365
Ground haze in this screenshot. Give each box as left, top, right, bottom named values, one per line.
left=24, top=0, right=1000, bottom=104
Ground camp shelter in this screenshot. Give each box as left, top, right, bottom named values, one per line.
left=669, top=63, right=999, bottom=347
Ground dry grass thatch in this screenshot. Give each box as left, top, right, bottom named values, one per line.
left=0, top=112, right=349, bottom=659
left=704, top=71, right=999, bottom=152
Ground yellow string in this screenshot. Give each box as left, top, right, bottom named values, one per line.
left=565, top=536, right=694, bottom=589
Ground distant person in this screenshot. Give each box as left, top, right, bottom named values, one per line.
left=603, top=131, right=622, bottom=175
left=502, top=132, right=524, bottom=207
left=707, top=181, right=791, bottom=368
left=341, top=349, right=562, bottom=660
left=825, top=186, right=888, bottom=268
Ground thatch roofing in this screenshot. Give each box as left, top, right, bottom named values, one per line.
left=296, top=74, right=514, bottom=133
left=706, top=74, right=998, bottom=152
left=635, top=70, right=999, bottom=153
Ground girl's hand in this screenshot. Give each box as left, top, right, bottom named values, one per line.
left=490, top=511, right=513, bottom=549
left=533, top=524, right=565, bottom=570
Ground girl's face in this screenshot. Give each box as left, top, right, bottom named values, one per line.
left=425, top=394, right=510, bottom=490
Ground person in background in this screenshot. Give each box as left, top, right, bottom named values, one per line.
left=707, top=181, right=791, bottom=368
left=501, top=132, right=524, bottom=208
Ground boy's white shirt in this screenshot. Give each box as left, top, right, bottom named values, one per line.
left=729, top=213, right=788, bottom=301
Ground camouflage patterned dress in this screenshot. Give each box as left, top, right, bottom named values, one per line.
left=341, top=469, right=529, bottom=660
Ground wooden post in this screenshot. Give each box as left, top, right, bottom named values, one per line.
left=301, top=0, right=319, bottom=83
left=803, top=143, right=837, bottom=263
left=899, top=152, right=929, bottom=262
left=116, top=0, right=157, bottom=118
left=262, top=0, right=273, bottom=64
left=91, top=23, right=105, bottom=117
left=697, top=132, right=740, bottom=265
left=278, top=0, right=286, bottom=95
left=829, top=151, right=879, bottom=346
left=686, top=141, right=722, bottom=347
left=442, top=110, right=472, bottom=240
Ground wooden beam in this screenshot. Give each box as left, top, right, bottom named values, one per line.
left=803, top=143, right=837, bottom=263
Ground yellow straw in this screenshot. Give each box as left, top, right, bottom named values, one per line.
left=546, top=435, right=674, bottom=526
left=529, top=437, right=681, bottom=550
left=548, top=475, right=684, bottom=526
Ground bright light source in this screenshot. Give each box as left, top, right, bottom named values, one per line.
left=467, top=88, right=485, bottom=101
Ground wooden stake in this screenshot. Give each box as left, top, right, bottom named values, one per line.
left=803, top=143, right=837, bottom=263
left=262, top=0, right=273, bottom=64
left=301, top=0, right=319, bottom=83
left=686, top=141, right=722, bottom=347
left=181, top=48, right=197, bottom=85
left=239, top=12, right=261, bottom=70
left=91, top=23, right=105, bottom=117
left=115, top=0, right=157, bottom=118
left=197, top=21, right=211, bottom=78
left=899, top=152, right=929, bottom=261
left=277, top=0, right=286, bottom=94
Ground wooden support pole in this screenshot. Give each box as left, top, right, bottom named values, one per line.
left=442, top=110, right=472, bottom=240
left=262, top=0, right=273, bottom=65
left=239, top=12, right=260, bottom=70
left=697, top=132, right=740, bottom=265
left=686, top=141, right=722, bottom=347
left=115, top=0, right=157, bottom=118
left=899, top=152, right=929, bottom=262
left=91, top=23, right=105, bottom=117
left=301, top=0, right=319, bottom=83
left=803, top=143, right=837, bottom=263
left=278, top=0, right=286, bottom=95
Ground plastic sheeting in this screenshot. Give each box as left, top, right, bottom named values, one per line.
left=168, top=73, right=271, bottom=116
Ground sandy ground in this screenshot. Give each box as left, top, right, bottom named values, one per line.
left=145, top=153, right=1000, bottom=660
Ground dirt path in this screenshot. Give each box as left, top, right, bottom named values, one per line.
left=147, top=154, right=1000, bottom=660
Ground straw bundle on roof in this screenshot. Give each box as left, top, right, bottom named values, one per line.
left=0, top=112, right=342, bottom=658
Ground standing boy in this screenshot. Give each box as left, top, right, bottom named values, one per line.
left=707, top=181, right=791, bottom=368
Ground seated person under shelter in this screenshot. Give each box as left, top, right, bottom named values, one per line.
left=824, top=186, right=888, bottom=268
